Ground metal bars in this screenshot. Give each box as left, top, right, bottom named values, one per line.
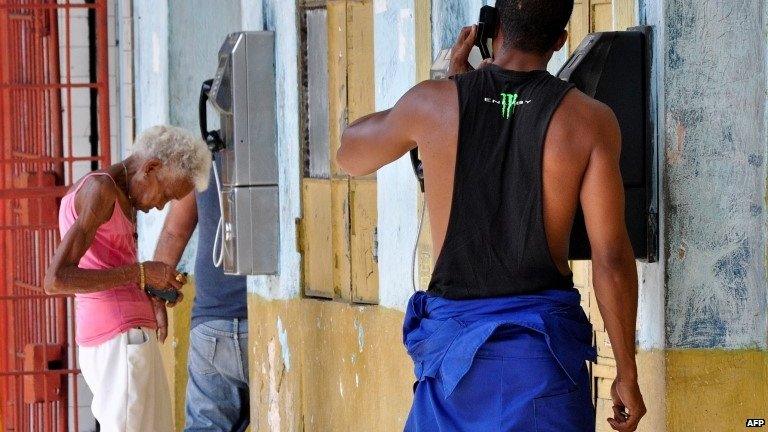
left=0, top=0, right=111, bottom=430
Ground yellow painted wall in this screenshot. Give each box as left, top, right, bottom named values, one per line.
left=666, top=350, right=768, bottom=432
left=158, top=278, right=196, bottom=431
left=247, top=295, right=413, bottom=431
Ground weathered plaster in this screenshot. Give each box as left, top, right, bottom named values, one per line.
left=636, top=0, right=666, bottom=351
left=764, top=0, right=768, bottom=350
left=662, top=0, right=767, bottom=349
left=246, top=0, right=302, bottom=300
left=430, top=0, right=491, bottom=61
left=374, top=0, right=419, bottom=312
left=248, top=295, right=413, bottom=431
left=240, top=0, right=264, bottom=31
left=133, top=0, right=171, bottom=264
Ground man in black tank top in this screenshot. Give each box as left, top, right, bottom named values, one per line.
left=338, top=1, right=645, bottom=431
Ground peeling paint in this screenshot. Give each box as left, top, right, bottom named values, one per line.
left=248, top=0, right=302, bottom=301
left=375, top=0, right=420, bottom=312
left=276, top=317, right=291, bottom=371
left=636, top=0, right=667, bottom=351
left=267, top=339, right=281, bottom=431
left=663, top=0, right=767, bottom=349
left=354, top=318, right=365, bottom=352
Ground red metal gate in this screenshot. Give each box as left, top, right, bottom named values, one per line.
left=0, top=0, right=111, bottom=430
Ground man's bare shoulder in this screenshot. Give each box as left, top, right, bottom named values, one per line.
left=401, top=79, right=457, bottom=113
left=555, top=88, right=621, bottom=152
left=398, top=79, right=459, bottom=136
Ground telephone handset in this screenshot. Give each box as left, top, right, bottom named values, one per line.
left=410, top=5, right=499, bottom=193
left=475, top=5, right=498, bottom=60
left=199, top=79, right=225, bottom=153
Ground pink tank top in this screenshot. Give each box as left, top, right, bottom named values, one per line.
left=58, top=173, right=156, bottom=346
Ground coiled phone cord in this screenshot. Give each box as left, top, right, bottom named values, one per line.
left=211, top=157, right=225, bottom=268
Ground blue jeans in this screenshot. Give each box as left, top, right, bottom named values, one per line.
left=185, top=319, right=249, bottom=432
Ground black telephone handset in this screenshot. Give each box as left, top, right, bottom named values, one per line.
left=199, top=79, right=225, bottom=153
left=145, top=286, right=180, bottom=304
left=475, top=5, right=498, bottom=60
left=410, top=6, right=498, bottom=193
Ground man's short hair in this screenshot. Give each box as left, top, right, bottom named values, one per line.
left=495, top=0, right=575, bottom=54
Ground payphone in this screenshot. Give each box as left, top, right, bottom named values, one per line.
left=199, top=31, right=280, bottom=275
left=557, top=27, right=658, bottom=262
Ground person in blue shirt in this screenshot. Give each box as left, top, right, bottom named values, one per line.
left=154, top=157, right=249, bottom=432
left=337, top=0, right=646, bottom=431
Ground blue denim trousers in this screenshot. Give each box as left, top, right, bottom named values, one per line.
left=184, top=319, right=250, bottom=432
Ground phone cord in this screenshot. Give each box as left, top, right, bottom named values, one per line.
left=211, top=156, right=225, bottom=268
left=411, top=198, right=426, bottom=292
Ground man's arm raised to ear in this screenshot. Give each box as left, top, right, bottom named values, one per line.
left=337, top=79, right=455, bottom=176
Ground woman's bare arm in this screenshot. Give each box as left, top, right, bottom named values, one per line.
left=44, top=177, right=182, bottom=295
left=44, top=177, right=141, bottom=294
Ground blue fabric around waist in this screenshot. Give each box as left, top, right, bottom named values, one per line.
left=403, top=289, right=596, bottom=399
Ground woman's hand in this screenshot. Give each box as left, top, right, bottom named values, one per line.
left=143, top=261, right=184, bottom=291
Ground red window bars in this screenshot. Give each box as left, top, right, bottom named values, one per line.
left=0, top=0, right=111, bottom=430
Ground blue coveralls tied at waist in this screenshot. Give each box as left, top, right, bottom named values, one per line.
left=402, top=288, right=597, bottom=400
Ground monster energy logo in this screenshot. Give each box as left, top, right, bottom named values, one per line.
left=500, top=93, right=518, bottom=119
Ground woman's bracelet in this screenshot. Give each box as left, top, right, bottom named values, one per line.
left=138, top=262, right=146, bottom=290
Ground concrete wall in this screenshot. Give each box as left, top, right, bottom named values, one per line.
left=661, top=0, right=766, bottom=350
left=641, top=0, right=768, bottom=430
left=247, top=0, right=303, bottom=301
left=375, top=0, right=420, bottom=311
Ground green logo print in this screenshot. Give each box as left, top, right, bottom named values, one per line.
left=500, top=93, right=518, bottom=119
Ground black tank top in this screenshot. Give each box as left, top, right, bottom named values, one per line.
left=428, top=65, right=576, bottom=300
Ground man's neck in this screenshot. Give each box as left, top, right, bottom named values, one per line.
left=492, top=48, right=551, bottom=72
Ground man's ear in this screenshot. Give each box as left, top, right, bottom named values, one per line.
left=553, top=30, right=568, bottom=52
left=143, top=158, right=163, bottom=175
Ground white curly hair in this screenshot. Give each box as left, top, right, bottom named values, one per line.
left=132, top=125, right=212, bottom=191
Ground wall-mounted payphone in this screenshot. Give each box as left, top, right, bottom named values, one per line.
left=199, top=31, right=280, bottom=275
left=557, top=26, right=658, bottom=262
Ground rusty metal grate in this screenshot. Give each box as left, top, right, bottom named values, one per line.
left=0, top=0, right=111, bottom=430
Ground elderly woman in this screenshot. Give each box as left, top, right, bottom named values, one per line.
left=44, top=125, right=212, bottom=432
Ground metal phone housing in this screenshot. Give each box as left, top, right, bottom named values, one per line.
left=204, top=31, right=280, bottom=275
left=558, top=26, right=658, bottom=262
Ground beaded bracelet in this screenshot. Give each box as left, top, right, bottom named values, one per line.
left=138, top=262, right=146, bottom=290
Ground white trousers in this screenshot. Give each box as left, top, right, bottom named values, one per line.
left=78, top=328, right=173, bottom=432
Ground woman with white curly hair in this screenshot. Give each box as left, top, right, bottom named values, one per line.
left=45, top=125, right=212, bottom=431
